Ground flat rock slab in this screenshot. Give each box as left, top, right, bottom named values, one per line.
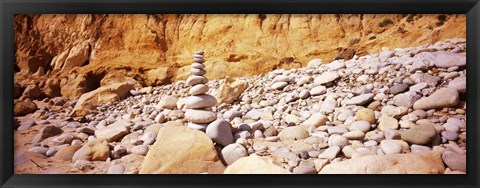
left=413, top=88, right=459, bottom=110
left=319, top=151, right=445, bottom=174
left=95, top=120, right=131, bottom=142
left=343, top=93, right=374, bottom=106
left=314, top=71, right=340, bottom=85
left=434, top=51, right=466, bottom=68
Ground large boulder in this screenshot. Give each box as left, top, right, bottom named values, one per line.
left=14, top=99, right=38, bottom=116
left=43, top=77, right=61, bottom=98
left=61, top=74, right=88, bottom=100
left=22, top=84, right=43, bottom=99
left=224, top=154, right=291, bottom=174
left=139, top=122, right=225, bottom=174
left=70, top=81, right=135, bottom=117
left=215, top=76, right=248, bottom=104
left=319, top=151, right=445, bottom=174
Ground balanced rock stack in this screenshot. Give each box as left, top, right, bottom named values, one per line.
left=185, top=51, right=218, bottom=131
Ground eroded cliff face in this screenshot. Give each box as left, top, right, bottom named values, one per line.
left=14, top=14, right=466, bottom=100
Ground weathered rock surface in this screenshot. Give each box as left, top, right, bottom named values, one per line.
left=70, top=82, right=135, bottom=117
left=14, top=99, right=38, bottom=116
left=140, top=122, right=225, bottom=174
left=319, top=151, right=445, bottom=174
left=216, top=77, right=248, bottom=104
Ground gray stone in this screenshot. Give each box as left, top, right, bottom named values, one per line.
left=31, top=125, right=64, bottom=143
left=310, top=85, right=327, bottom=96
left=409, top=82, right=428, bottom=93
left=28, top=146, right=49, bottom=155
left=389, top=83, right=409, bottom=94
left=401, top=123, right=437, bottom=145
left=434, top=52, right=466, bottom=68
left=447, top=118, right=466, bottom=129
left=206, top=119, right=234, bottom=146
left=185, top=94, right=217, bottom=109
left=188, top=84, right=209, bottom=95
left=393, top=92, right=421, bottom=108
left=349, top=121, right=371, bottom=133
left=413, top=88, right=459, bottom=110
left=220, top=143, right=248, bottom=165
left=343, top=131, right=365, bottom=140
left=314, top=71, right=340, bottom=85
left=381, top=105, right=408, bottom=119
left=131, top=145, right=148, bottom=156
left=384, top=129, right=401, bottom=140
left=18, top=120, right=36, bottom=131
left=185, top=109, right=217, bottom=124
left=186, top=76, right=208, bottom=86
left=448, top=77, right=466, bottom=93
left=293, top=166, right=317, bottom=174
left=191, top=68, right=206, bottom=76
left=271, top=82, right=288, bottom=90
left=380, top=140, right=402, bottom=155
left=318, top=146, right=340, bottom=160
left=192, top=62, right=205, bottom=69
left=328, top=135, right=349, bottom=149
left=108, top=164, right=125, bottom=174
left=442, top=151, right=466, bottom=172
left=343, top=93, right=374, bottom=106
left=187, top=122, right=209, bottom=132
left=410, top=73, right=439, bottom=86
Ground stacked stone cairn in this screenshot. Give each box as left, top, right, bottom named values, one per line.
left=185, top=51, right=218, bottom=131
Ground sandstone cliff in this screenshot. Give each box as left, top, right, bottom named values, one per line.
left=14, top=14, right=466, bottom=100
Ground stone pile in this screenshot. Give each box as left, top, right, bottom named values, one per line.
left=184, top=51, right=218, bottom=131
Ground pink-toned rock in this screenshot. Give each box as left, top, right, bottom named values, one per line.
left=319, top=151, right=445, bottom=174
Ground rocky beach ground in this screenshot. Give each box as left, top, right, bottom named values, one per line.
left=14, top=38, right=466, bottom=174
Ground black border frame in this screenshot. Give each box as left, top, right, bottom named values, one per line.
left=1, top=0, right=479, bottom=188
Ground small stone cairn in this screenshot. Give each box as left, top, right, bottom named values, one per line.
left=185, top=51, right=218, bottom=131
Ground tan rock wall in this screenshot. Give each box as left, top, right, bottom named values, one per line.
left=14, top=14, right=466, bottom=98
